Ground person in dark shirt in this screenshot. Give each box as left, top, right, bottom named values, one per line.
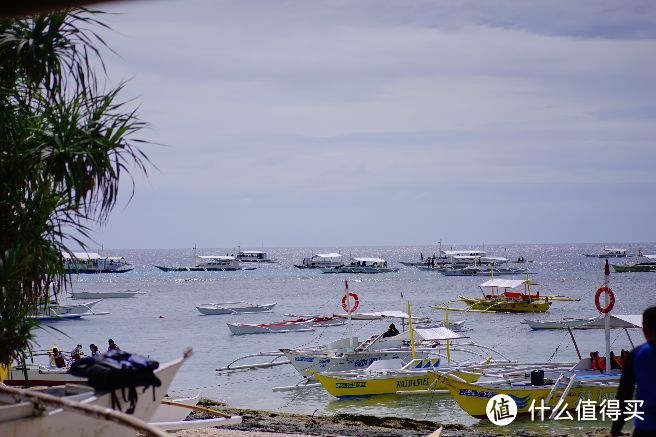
left=382, top=323, right=400, bottom=338
left=612, top=306, right=656, bottom=436
left=107, top=338, right=121, bottom=352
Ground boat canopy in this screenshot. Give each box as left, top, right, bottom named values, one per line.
left=240, top=250, right=266, bottom=254
left=315, top=253, right=342, bottom=258
left=482, top=256, right=510, bottom=262
left=578, top=314, right=642, bottom=329
left=353, top=257, right=386, bottom=263
left=604, top=248, right=627, bottom=252
left=644, top=255, right=656, bottom=260
left=198, top=255, right=236, bottom=260
left=414, top=327, right=468, bottom=341
left=443, top=250, right=486, bottom=256
left=480, top=279, right=533, bottom=289
left=62, top=252, right=102, bottom=260
left=340, top=310, right=412, bottom=320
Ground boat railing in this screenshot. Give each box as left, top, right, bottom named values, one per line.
left=215, top=351, right=289, bottom=372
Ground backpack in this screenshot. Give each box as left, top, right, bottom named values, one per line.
left=69, top=350, right=161, bottom=413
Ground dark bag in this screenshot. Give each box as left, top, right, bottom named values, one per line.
left=69, top=350, right=161, bottom=413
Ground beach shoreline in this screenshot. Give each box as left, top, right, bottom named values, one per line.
left=171, top=399, right=610, bottom=437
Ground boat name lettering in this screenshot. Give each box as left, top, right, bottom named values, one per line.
left=335, top=382, right=367, bottom=389
left=459, top=389, right=496, bottom=398
left=396, top=378, right=429, bottom=389
left=294, top=357, right=314, bottom=363
left=354, top=358, right=379, bottom=368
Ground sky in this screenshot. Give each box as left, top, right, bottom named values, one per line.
left=86, top=0, right=656, bottom=249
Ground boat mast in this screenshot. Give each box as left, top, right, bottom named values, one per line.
left=604, top=259, right=611, bottom=373
left=345, top=280, right=353, bottom=351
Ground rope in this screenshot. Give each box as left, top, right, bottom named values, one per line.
left=546, top=332, right=569, bottom=363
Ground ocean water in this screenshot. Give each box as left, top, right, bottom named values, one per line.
left=35, top=243, right=656, bottom=434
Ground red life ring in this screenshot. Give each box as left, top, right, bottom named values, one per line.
left=341, top=292, right=359, bottom=313
left=595, top=286, right=615, bottom=314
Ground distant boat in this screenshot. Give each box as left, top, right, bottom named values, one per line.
left=227, top=316, right=344, bottom=335
left=236, top=249, right=277, bottom=263
left=584, top=248, right=629, bottom=258
left=294, top=253, right=343, bottom=269
left=611, top=254, right=656, bottom=272
left=62, top=251, right=132, bottom=274
left=511, top=256, right=533, bottom=263
left=28, top=300, right=109, bottom=321
left=196, top=301, right=276, bottom=315
left=321, top=257, right=399, bottom=274
left=521, top=317, right=596, bottom=330
left=154, top=255, right=255, bottom=272
left=438, top=266, right=527, bottom=276
left=70, top=290, right=144, bottom=299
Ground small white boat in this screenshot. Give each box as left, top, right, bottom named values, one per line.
left=321, top=257, right=398, bottom=274
left=196, top=301, right=276, bottom=315
left=295, top=253, right=343, bottom=269
left=584, top=247, right=629, bottom=258
left=227, top=316, right=344, bottom=335
left=522, top=317, right=597, bottom=330
left=28, top=300, right=109, bottom=321
left=4, top=363, right=87, bottom=387
left=70, top=290, right=144, bottom=299
left=438, top=265, right=526, bottom=276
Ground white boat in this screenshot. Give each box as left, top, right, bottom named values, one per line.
left=0, top=349, right=191, bottom=437
left=196, top=301, right=276, bottom=315
left=70, top=290, right=144, bottom=299
left=522, top=317, right=597, bottom=330
left=227, top=316, right=344, bottom=335
left=438, top=265, right=526, bottom=276
left=294, top=253, right=343, bottom=269
left=236, top=249, right=276, bottom=263
left=154, top=255, right=254, bottom=271
left=321, top=257, right=399, bottom=274
left=4, top=363, right=87, bottom=387
left=584, top=247, right=629, bottom=258
left=28, top=300, right=109, bottom=321
left=63, top=252, right=132, bottom=274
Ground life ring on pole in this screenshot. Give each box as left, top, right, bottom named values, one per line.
left=342, top=292, right=360, bottom=313
left=595, top=286, right=615, bottom=314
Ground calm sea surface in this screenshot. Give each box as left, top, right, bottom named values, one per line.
left=36, top=243, right=656, bottom=434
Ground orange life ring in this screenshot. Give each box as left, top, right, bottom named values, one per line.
left=595, top=286, right=615, bottom=313
left=342, top=292, right=359, bottom=313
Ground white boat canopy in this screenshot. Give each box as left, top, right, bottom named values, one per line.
left=315, top=253, right=342, bottom=258
left=443, top=250, right=486, bottom=256
left=480, top=279, right=532, bottom=289
left=338, top=310, right=412, bottom=320
left=62, top=252, right=102, bottom=260
left=240, top=250, right=266, bottom=254
left=198, top=255, right=236, bottom=260
left=414, top=327, right=469, bottom=341
left=578, top=314, right=642, bottom=329
left=353, top=257, right=386, bottom=263
left=644, top=254, right=656, bottom=260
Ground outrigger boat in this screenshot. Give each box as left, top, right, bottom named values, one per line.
left=196, top=301, right=276, bottom=315
left=521, top=317, right=597, bottom=330
left=295, top=253, right=344, bottom=269
left=321, top=257, right=398, bottom=274
left=584, top=247, right=629, bottom=258
left=433, top=279, right=579, bottom=313
left=227, top=316, right=344, bottom=335
left=236, top=249, right=277, bottom=263
left=28, top=300, right=109, bottom=321
left=436, top=261, right=636, bottom=421
left=438, top=266, right=526, bottom=276
left=154, top=255, right=255, bottom=272
left=612, top=254, right=656, bottom=272
left=70, top=290, right=144, bottom=299
left=62, top=252, right=133, bottom=274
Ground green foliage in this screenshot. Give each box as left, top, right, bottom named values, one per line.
left=0, top=9, right=148, bottom=365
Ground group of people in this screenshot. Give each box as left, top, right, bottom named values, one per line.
left=49, top=339, right=120, bottom=368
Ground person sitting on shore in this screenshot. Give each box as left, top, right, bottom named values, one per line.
left=611, top=306, right=656, bottom=436
left=382, top=323, right=400, bottom=338
left=90, top=343, right=102, bottom=358
left=50, top=347, right=66, bottom=368
left=107, top=338, right=121, bottom=352
left=70, top=344, right=83, bottom=361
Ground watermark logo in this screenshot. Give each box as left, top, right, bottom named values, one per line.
left=486, top=394, right=518, bottom=426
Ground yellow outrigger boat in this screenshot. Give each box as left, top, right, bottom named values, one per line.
left=433, top=279, right=579, bottom=313
left=312, top=357, right=484, bottom=398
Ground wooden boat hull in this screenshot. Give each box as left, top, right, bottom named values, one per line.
left=459, top=296, right=551, bottom=313
left=313, top=369, right=481, bottom=398
left=437, top=373, right=617, bottom=419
